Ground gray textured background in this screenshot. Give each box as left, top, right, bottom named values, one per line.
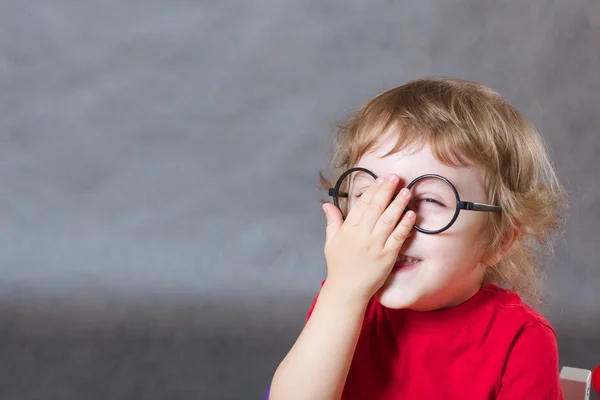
left=1, top=1, right=599, bottom=399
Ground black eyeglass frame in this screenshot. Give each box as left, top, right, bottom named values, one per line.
left=328, top=167, right=501, bottom=234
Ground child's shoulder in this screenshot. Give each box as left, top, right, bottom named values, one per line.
left=477, top=284, right=554, bottom=329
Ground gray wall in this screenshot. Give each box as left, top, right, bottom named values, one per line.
left=1, top=1, right=599, bottom=399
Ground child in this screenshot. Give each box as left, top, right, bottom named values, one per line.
left=269, top=78, right=568, bottom=399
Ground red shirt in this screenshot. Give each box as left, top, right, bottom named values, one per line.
left=307, top=284, right=563, bottom=400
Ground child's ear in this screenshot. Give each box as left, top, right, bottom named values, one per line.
left=482, top=224, right=521, bottom=267
left=500, top=224, right=521, bottom=255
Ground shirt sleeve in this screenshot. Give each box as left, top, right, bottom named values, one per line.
left=497, top=322, right=564, bottom=400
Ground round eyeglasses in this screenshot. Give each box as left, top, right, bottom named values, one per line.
left=328, top=167, right=501, bottom=234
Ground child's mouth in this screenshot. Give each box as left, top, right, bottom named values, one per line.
left=393, top=255, right=422, bottom=271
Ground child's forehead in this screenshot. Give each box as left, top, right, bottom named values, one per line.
left=354, top=145, right=487, bottom=196
left=356, top=144, right=458, bottom=176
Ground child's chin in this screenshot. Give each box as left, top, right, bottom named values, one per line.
left=374, top=287, right=414, bottom=309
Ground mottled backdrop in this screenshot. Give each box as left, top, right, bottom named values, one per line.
left=1, top=1, right=599, bottom=399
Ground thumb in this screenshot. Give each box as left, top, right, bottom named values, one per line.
left=322, top=203, right=342, bottom=241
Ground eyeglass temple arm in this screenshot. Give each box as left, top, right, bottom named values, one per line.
left=458, top=201, right=501, bottom=212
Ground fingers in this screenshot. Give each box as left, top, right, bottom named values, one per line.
left=342, top=176, right=385, bottom=226
left=322, top=203, right=343, bottom=245
left=358, top=174, right=401, bottom=232
left=372, top=186, right=413, bottom=244
left=384, top=210, right=416, bottom=251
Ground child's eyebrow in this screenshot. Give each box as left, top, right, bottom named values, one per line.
left=352, top=172, right=375, bottom=182
left=445, top=179, right=473, bottom=198
left=351, top=171, right=470, bottom=195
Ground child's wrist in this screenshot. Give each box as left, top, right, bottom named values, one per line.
left=320, top=281, right=371, bottom=311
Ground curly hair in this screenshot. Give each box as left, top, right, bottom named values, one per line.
left=319, top=77, right=568, bottom=304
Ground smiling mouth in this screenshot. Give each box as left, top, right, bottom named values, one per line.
left=393, top=255, right=422, bottom=269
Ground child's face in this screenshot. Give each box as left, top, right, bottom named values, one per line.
left=354, top=136, right=492, bottom=311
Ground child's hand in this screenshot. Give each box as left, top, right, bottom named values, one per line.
left=322, top=174, right=415, bottom=304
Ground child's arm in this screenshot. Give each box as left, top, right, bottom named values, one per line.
left=269, top=174, right=415, bottom=400
left=269, top=282, right=368, bottom=400
left=497, top=323, right=563, bottom=399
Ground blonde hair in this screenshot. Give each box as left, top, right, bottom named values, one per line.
left=319, top=77, right=568, bottom=304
